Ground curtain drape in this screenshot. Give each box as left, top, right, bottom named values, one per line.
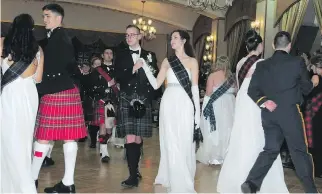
left=227, top=20, right=251, bottom=70
left=194, top=34, right=208, bottom=70
left=279, top=0, right=309, bottom=42
left=313, top=0, right=322, bottom=34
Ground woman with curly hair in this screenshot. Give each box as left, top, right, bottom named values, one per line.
left=1, top=13, right=44, bottom=193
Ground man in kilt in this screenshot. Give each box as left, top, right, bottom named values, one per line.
left=115, top=25, right=158, bottom=188
left=31, top=4, right=87, bottom=193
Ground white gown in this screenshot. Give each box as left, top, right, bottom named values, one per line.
left=216, top=57, right=289, bottom=193
left=154, top=67, right=196, bottom=193
left=197, top=86, right=235, bottom=165
left=1, top=56, right=39, bottom=193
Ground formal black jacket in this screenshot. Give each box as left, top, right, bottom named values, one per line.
left=37, top=27, right=78, bottom=95
left=114, top=47, right=158, bottom=101
left=248, top=50, right=313, bottom=106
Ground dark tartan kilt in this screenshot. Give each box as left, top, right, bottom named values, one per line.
left=116, top=93, right=152, bottom=138
left=91, top=100, right=105, bottom=126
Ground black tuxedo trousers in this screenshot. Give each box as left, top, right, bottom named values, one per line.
left=246, top=104, right=318, bottom=193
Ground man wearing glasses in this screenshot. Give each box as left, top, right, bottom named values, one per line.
left=115, top=25, right=158, bottom=188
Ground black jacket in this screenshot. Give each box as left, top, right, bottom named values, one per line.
left=248, top=50, right=313, bottom=107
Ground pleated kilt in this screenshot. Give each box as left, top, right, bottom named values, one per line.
left=34, top=87, right=87, bottom=140
left=116, top=93, right=152, bottom=138
left=91, top=100, right=105, bottom=126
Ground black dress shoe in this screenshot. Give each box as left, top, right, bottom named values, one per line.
left=89, top=143, right=96, bottom=148
left=101, top=156, right=110, bottom=163
left=78, top=137, right=87, bottom=142
left=121, top=176, right=138, bottom=188
left=283, top=161, right=295, bottom=170
left=42, top=157, right=55, bottom=167
left=137, top=171, right=142, bottom=180
left=44, top=181, right=76, bottom=193
left=35, top=180, right=38, bottom=189
left=241, top=181, right=258, bottom=193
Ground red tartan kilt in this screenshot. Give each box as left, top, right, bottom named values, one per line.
left=91, top=100, right=105, bottom=126
left=34, top=87, right=87, bottom=140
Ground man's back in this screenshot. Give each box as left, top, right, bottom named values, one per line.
left=250, top=50, right=312, bottom=106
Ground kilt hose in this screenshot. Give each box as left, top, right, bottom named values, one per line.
left=34, top=87, right=87, bottom=140
left=91, top=100, right=105, bottom=126
left=116, top=93, right=153, bottom=138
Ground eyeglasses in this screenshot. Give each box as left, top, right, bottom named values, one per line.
left=125, top=33, right=140, bottom=39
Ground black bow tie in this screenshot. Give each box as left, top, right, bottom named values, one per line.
left=130, top=50, right=139, bottom=55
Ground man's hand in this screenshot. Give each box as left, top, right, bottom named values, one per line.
left=264, top=100, right=277, bottom=112
left=133, top=60, right=144, bottom=73
left=312, top=75, right=319, bottom=87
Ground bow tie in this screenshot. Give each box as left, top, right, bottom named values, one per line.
left=130, top=50, right=139, bottom=55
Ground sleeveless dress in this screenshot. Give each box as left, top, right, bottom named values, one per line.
left=154, top=67, right=196, bottom=193
left=197, top=85, right=235, bottom=165
left=216, top=57, right=289, bottom=193
left=1, top=55, right=40, bottom=193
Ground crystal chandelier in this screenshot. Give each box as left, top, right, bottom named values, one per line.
left=187, top=0, right=234, bottom=11
left=133, top=0, right=156, bottom=40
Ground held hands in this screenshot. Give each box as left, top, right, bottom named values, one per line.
left=312, top=75, right=319, bottom=87
left=132, top=59, right=144, bottom=73
left=264, top=100, right=277, bottom=112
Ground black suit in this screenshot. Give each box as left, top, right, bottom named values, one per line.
left=114, top=46, right=158, bottom=138
left=114, top=47, right=158, bottom=101
left=246, top=50, right=318, bottom=193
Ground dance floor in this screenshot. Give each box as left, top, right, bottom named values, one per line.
left=37, top=128, right=322, bottom=193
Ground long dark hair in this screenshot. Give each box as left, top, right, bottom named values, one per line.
left=171, top=30, right=195, bottom=58
left=2, top=14, right=39, bottom=64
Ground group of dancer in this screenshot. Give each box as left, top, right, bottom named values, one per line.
left=198, top=30, right=321, bottom=193
left=1, top=2, right=321, bottom=194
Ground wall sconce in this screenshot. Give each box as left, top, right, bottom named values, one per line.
left=203, top=35, right=215, bottom=63
left=251, top=20, right=261, bottom=32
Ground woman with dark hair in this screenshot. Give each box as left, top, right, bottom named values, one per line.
left=303, top=54, right=322, bottom=178
left=1, top=13, right=43, bottom=193
left=217, top=30, right=288, bottom=193
left=138, top=30, right=200, bottom=192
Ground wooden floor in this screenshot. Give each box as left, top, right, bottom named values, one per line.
left=37, top=128, right=322, bottom=193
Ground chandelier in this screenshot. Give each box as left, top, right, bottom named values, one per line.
left=187, top=0, right=234, bottom=11
left=133, top=0, right=156, bottom=40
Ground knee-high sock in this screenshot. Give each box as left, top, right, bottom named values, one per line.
left=100, top=144, right=109, bottom=158
left=32, top=142, right=50, bottom=180
left=62, top=142, right=78, bottom=186
left=47, top=141, right=55, bottom=158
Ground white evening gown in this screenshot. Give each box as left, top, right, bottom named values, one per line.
left=197, top=86, right=235, bottom=165
left=216, top=57, right=289, bottom=193
left=154, top=67, right=196, bottom=193
left=1, top=56, right=39, bottom=193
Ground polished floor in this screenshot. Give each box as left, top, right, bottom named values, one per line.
left=37, top=128, right=322, bottom=193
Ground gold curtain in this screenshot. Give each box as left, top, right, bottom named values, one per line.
left=227, top=20, right=251, bottom=70
left=313, top=0, right=322, bottom=33
left=279, top=0, right=309, bottom=42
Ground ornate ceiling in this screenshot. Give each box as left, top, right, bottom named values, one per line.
left=51, top=0, right=228, bottom=29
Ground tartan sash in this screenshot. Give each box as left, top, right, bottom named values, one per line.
left=168, top=55, right=203, bottom=143
left=305, top=92, right=322, bottom=148
left=203, top=74, right=235, bottom=132
left=237, top=55, right=260, bottom=89
left=1, top=60, right=30, bottom=92
left=96, top=66, right=119, bottom=95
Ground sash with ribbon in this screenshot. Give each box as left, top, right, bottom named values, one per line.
left=203, top=74, right=235, bottom=132
left=168, top=55, right=203, bottom=143
left=96, top=66, right=119, bottom=95
left=1, top=60, right=30, bottom=92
